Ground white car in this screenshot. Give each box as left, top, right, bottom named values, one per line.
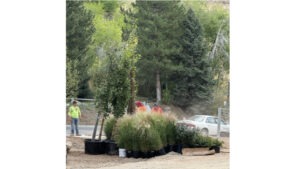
left=177, top=115, right=230, bottom=136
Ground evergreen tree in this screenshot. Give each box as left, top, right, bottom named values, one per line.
left=172, top=9, right=213, bottom=108
left=134, top=0, right=184, bottom=103
left=66, top=1, right=95, bottom=98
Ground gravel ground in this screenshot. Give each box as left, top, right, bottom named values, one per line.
left=66, top=136, right=229, bottom=169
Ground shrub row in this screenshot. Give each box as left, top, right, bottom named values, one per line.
left=104, top=113, right=223, bottom=154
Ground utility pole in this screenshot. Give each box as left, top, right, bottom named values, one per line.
left=227, top=81, right=230, bottom=108
left=217, top=108, right=222, bottom=138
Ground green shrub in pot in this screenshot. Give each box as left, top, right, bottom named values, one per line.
left=193, top=134, right=213, bottom=147
left=175, top=125, right=199, bottom=147
left=138, top=120, right=163, bottom=153
left=212, top=138, right=224, bottom=147
left=148, top=114, right=168, bottom=147
left=104, top=116, right=117, bottom=140
left=165, top=115, right=176, bottom=145
left=114, top=115, right=137, bottom=150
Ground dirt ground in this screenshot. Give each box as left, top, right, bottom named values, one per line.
left=66, top=136, right=229, bottom=169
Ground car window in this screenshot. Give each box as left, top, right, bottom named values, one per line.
left=195, top=117, right=204, bottom=122
left=206, top=117, right=217, bottom=124
left=214, top=118, right=226, bottom=125
left=188, top=116, right=204, bottom=122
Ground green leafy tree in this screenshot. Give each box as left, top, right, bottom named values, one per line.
left=171, top=8, right=214, bottom=108
left=66, top=1, right=95, bottom=98
left=94, top=44, right=130, bottom=118
left=66, top=58, right=80, bottom=98
left=121, top=6, right=139, bottom=114
left=134, top=0, right=184, bottom=103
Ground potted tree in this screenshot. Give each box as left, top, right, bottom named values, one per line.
left=85, top=44, right=131, bottom=155
left=84, top=111, right=107, bottom=154
left=84, top=72, right=111, bottom=155
left=104, top=116, right=118, bottom=155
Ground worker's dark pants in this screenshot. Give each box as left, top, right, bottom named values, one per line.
left=71, top=118, right=79, bottom=135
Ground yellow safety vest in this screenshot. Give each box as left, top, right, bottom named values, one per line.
left=68, top=105, right=81, bottom=118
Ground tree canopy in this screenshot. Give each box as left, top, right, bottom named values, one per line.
left=66, top=0, right=230, bottom=115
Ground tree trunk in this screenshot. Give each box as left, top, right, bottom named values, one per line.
left=127, top=68, right=136, bottom=114
left=156, top=70, right=161, bottom=103
left=92, top=112, right=100, bottom=141
left=98, top=116, right=105, bottom=141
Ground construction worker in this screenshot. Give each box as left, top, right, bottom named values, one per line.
left=68, top=100, right=81, bottom=136
left=151, top=103, right=163, bottom=115
left=135, top=101, right=147, bottom=113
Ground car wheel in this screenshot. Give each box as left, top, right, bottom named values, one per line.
left=200, top=128, right=208, bottom=136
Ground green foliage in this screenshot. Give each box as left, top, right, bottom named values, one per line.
left=162, top=88, right=172, bottom=105
left=84, top=2, right=124, bottom=46
left=175, top=124, right=223, bottom=148
left=165, top=116, right=177, bottom=145
left=110, top=57, right=130, bottom=118
left=138, top=121, right=162, bottom=152
left=94, top=44, right=130, bottom=118
left=183, top=1, right=230, bottom=111
left=134, top=0, right=185, bottom=101
left=114, top=115, right=136, bottom=149
left=175, top=125, right=198, bottom=147
left=123, top=33, right=139, bottom=114
left=66, top=58, right=80, bottom=98
left=114, top=113, right=177, bottom=152
left=68, top=0, right=230, bottom=115
left=66, top=1, right=95, bottom=98
left=84, top=1, right=126, bottom=100
left=104, top=116, right=117, bottom=140
left=171, top=8, right=214, bottom=108
left=101, top=0, right=119, bottom=19
left=147, top=114, right=168, bottom=147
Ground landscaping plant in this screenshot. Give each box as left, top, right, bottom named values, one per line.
left=104, top=116, right=117, bottom=140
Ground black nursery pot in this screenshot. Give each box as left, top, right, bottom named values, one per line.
left=84, top=139, right=106, bottom=155
left=149, top=151, right=155, bottom=158
left=155, top=148, right=166, bottom=156
left=132, top=151, right=140, bottom=158
left=214, top=146, right=221, bottom=153
left=209, top=146, right=221, bottom=153
left=126, top=150, right=133, bottom=158
left=140, top=152, right=147, bottom=158
left=173, top=144, right=183, bottom=154
left=164, top=145, right=170, bottom=153
left=140, top=151, right=154, bottom=158
left=167, top=145, right=174, bottom=152
left=105, top=140, right=119, bottom=155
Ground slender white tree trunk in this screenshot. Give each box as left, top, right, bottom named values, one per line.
left=156, top=70, right=161, bottom=103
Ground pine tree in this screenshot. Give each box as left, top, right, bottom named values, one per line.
left=134, top=0, right=184, bottom=103
left=172, top=8, right=213, bottom=108
left=66, top=1, right=95, bottom=98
